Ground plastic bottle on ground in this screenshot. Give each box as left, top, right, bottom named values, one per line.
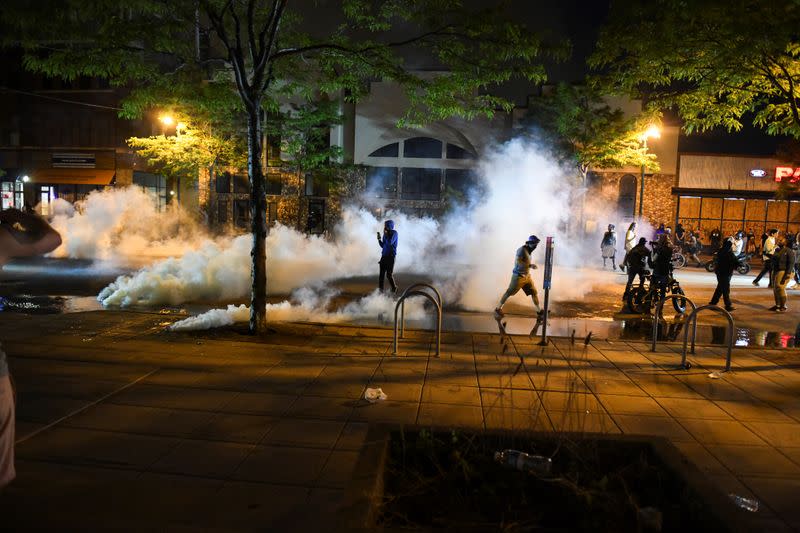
left=493, top=449, right=552, bottom=476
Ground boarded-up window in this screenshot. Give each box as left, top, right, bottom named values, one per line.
left=702, top=198, right=723, bottom=220
left=723, top=199, right=745, bottom=221
left=680, top=197, right=701, bottom=218
left=767, top=200, right=788, bottom=222
left=745, top=200, right=766, bottom=221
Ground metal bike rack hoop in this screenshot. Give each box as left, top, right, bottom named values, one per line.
left=680, top=305, right=735, bottom=372
left=398, top=283, right=442, bottom=338
left=393, top=289, right=442, bottom=358
left=651, top=294, right=697, bottom=352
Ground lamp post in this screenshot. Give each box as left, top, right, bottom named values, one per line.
left=638, top=125, right=661, bottom=219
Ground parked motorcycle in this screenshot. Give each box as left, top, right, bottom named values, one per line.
left=704, top=252, right=752, bottom=275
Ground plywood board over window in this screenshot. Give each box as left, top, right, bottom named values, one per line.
left=723, top=199, right=745, bottom=221
left=745, top=199, right=766, bottom=222
left=702, top=198, right=723, bottom=220
left=679, top=197, right=701, bottom=218
left=767, top=200, right=789, bottom=223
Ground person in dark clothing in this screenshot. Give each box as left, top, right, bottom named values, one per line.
left=709, top=228, right=722, bottom=251
left=654, top=223, right=666, bottom=240
left=686, top=231, right=702, bottom=267
left=771, top=236, right=796, bottom=312
left=675, top=223, right=686, bottom=245
left=377, top=220, right=398, bottom=293
left=648, top=234, right=673, bottom=296
left=622, top=237, right=649, bottom=302
left=710, top=240, right=738, bottom=311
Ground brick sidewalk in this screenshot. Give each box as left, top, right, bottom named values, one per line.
left=0, top=311, right=798, bottom=531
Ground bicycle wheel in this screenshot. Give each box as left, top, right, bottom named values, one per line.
left=736, top=262, right=751, bottom=275
left=672, top=253, right=686, bottom=269
left=705, top=260, right=716, bottom=273
left=671, top=286, right=687, bottom=314
left=627, top=286, right=648, bottom=314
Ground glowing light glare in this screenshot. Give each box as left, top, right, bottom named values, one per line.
left=176, top=122, right=187, bottom=132
left=642, top=124, right=661, bottom=141
left=21, top=175, right=30, bottom=183
left=169, top=190, right=175, bottom=196
left=159, top=115, right=175, bottom=126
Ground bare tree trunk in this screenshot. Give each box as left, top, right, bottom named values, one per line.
left=247, top=103, right=268, bottom=334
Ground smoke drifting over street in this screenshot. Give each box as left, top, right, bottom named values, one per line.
left=47, top=138, right=637, bottom=329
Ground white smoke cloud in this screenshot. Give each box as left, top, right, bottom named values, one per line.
left=170, top=288, right=427, bottom=331
left=45, top=138, right=635, bottom=328
left=49, top=187, right=201, bottom=264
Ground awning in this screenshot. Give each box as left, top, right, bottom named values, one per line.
left=27, top=168, right=115, bottom=185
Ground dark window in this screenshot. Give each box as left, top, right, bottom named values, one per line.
left=266, top=171, right=282, bottom=195
left=233, top=174, right=249, bottom=193
left=304, top=172, right=329, bottom=197
left=401, top=168, right=441, bottom=200
left=306, top=199, right=325, bottom=234
left=618, top=174, right=637, bottom=216
left=267, top=133, right=281, bottom=165
left=368, top=143, right=399, bottom=157
left=403, top=137, right=442, bottom=158
left=216, top=172, right=231, bottom=193
left=366, top=167, right=398, bottom=198
left=234, top=199, right=250, bottom=228
left=586, top=171, right=602, bottom=188
left=444, top=169, right=478, bottom=196
left=218, top=199, right=228, bottom=224
left=268, top=201, right=278, bottom=226
left=445, top=143, right=476, bottom=159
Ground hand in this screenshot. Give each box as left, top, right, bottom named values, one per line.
left=376, top=232, right=381, bottom=239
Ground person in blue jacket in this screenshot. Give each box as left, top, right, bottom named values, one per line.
left=377, top=220, right=398, bottom=293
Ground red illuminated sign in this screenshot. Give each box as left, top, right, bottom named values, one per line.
left=775, top=166, right=800, bottom=183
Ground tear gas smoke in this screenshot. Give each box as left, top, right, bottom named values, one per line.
left=47, top=139, right=644, bottom=328
left=49, top=187, right=200, bottom=265
left=169, top=288, right=426, bottom=331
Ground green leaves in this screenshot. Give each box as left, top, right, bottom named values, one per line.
left=522, top=83, right=660, bottom=176
left=591, top=0, right=800, bottom=139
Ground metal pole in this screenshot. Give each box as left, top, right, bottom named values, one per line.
left=638, top=139, right=647, bottom=218
left=538, top=237, right=554, bottom=346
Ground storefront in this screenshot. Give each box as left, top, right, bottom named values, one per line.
left=674, top=154, right=799, bottom=238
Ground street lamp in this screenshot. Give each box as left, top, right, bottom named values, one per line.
left=159, top=114, right=175, bottom=127
left=638, top=125, right=661, bottom=218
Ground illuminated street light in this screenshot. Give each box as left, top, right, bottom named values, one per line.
left=638, top=124, right=661, bottom=218
left=21, top=175, right=30, bottom=183
left=159, top=115, right=175, bottom=126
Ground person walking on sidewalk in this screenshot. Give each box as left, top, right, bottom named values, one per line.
left=710, top=240, right=738, bottom=312
left=0, top=208, right=63, bottom=490
left=600, top=224, right=617, bottom=270
left=753, top=228, right=778, bottom=287
left=770, top=236, right=795, bottom=312
left=376, top=220, right=398, bottom=293
left=495, top=235, right=542, bottom=317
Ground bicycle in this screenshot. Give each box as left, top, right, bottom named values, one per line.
left=626, top=272, right=687, bottom=314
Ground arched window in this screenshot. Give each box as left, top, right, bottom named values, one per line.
left=446, top=143, right=476, bottom=159
left=618, top=174, right=637, bottom=216
left=403, top=137, right=442, bottom=158
left=368, top=143, right=399, bottom=157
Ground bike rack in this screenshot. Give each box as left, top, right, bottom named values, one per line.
left=680, top=305, right=735, bottom=371
left=398, top=283, right=442, bottom=339
left=393, top=285, right=442, bottom=357
left=651, top=294, right=697, bottom=352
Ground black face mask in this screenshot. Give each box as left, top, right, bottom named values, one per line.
left=526, top=243, right=538, bottom=253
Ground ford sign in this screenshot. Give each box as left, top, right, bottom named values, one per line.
left=750, top=169, right=767, bottom=178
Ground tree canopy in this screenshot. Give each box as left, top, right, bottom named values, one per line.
left=590, top=0, right=800, bottom=139
left=522, top=83, right=660, bottom=176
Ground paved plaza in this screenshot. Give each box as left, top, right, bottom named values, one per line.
left=0, top=310, right=799, bottom=531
